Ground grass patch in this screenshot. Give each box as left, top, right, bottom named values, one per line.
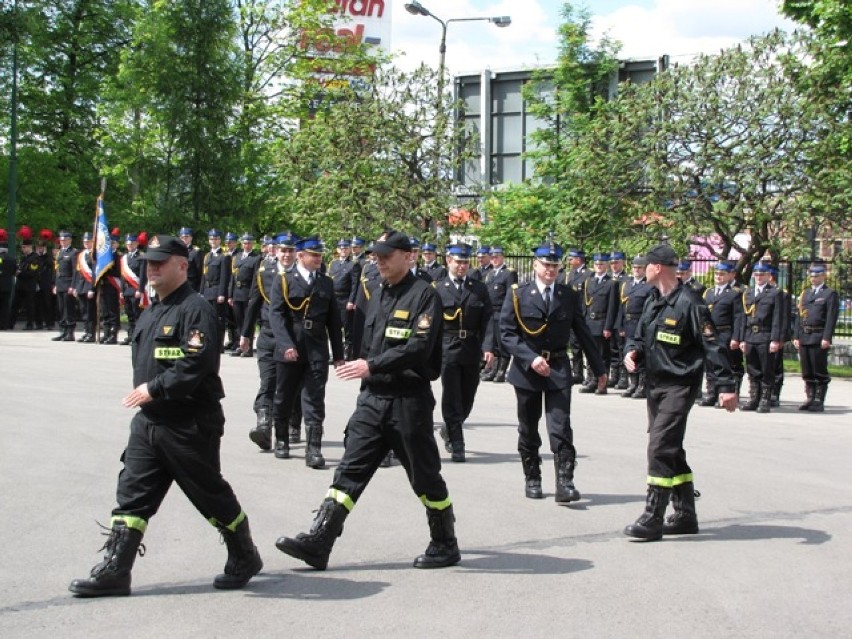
left=783, top=358, right=852, bottom=378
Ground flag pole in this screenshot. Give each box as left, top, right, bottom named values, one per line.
left=92, top=179, right=106, bottom=344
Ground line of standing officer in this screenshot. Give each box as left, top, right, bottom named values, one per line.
left=739, top=262, right=783, bottom=413
left=328, top=239, right=358, bottom=360
left=433, top=243, right=495, bottom=462
left=201, top=229, right=232, bottom=350
left=565, top=248, right=592, bottom=383
left=52, top=230, right=79, bottom=341
left=616, top=255, right=654, bottom=399
left=607, top=251, right=629, bottom=388
left=73, top=232, right=97, bottom=342
left=793, top=263, right=839, bottom=412
left=229, top=233, right=260, bottom=358
left=120, top=233, right=146, bottom=345
left=178, top=227, right=204, bottom=292
left=481, top=246, right=517, bottom=383
left=578, top=253, right=618, bottom=395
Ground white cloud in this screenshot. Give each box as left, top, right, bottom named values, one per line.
left=389, top=0, right=799, bottom=75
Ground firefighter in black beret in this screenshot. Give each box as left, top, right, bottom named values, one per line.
left=69, top=235, right=262, bottom=598
left=623, top=244, right=737, bottom=541
left=500, top=241, right=606, bottom=503
left=276, top=230, right=460, bottom=571
left=793, top=263, right=840, bottom=412
left=434, top=243, right=495, bottom=462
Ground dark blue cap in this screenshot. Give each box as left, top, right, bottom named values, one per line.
left=567, top=248, right=585, bottom=258
left=489, top=246, right=504, bottom=255
left=422, top=242, right=437, bottom=252
left=59, top=230, right=73, bottom=239
left=446, top=243, right=472, bottom=259
left=125, top=233, right=138, bottom=242
left=714, top=261, right=735, bottom=272
left=533, top=242, right=563, bottom=264
left=593, top=253, right=610, bottom=262
left=337, top=239, right=351, bottom=248
left=676, top=261, right=692, bottom=271
left=408, top=237, right=420, bottom=249
left=753, top=262, right=771, bottom=274
left=351, top=237, right=365, bottom=247
left=82, top=232, right=93, bottom=241
left=809, top=263, right=827, bottom=275
left=208, top=229, right=222, bottom=238
left=632, top=255, right=648, bottom=266
left=611, top=251, right=626, bottom=260
left=240, top=233, right=255, bottom=242
left=276, top=231, right=298, bottom=247
left=297, top=236, right=324, bottom=253
left=261, top=235, right=274, bottom=246
left=476, top=245, right=490, bottom=255
left=225, top=232, right=238, bottom=241
left=179, top=227, right=193, bottom=236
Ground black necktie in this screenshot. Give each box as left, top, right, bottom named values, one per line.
left=544, top=286, right=551, bottom=313
left=308, top=271, right=315, bottom=287
left=455, top=277, right=463, bottom=289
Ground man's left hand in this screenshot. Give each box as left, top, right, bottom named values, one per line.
left=337, top=359, right=370, bottom=380
left=122, top=383, right=152, bottom=408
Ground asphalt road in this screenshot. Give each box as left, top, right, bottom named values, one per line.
left=1, top=330, right=850, bottom=638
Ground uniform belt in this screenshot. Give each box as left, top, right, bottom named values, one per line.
left=625, top=313, right=640, bottom=320
left=750, top=325, right=761, bottom=333
left=292, top=317, right=316, bottom=330
left=235, top=282, right=243, bottom=288
left=802, top=325, right=824, bottom=334
left=444, top=329, right=479, bottom=339
left=541, top=349, right=569, bottom=361
left=589, top=312, right=603, bottom=320
left=715, top=324, right=731, bottom=331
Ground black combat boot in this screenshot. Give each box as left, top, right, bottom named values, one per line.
left=52, top=327, right=68, bottom=341
left=438, top=423, right=452, bottom=453
left=521, top=455, right=543, bottom=499
left=413, top=505, right=461, bottom=569
left=578, top=367, right=596, bottom=393
left=289, top=402, right=303, bottom=443
left=808, top=383, right=827, bottom=412
left=480, top=360, right=497, bottom=382
left=621, top=373, right=638, bottom=398
left=305, top=423, right=325, bottom=468
left=607, top=363, right=620, bottom=388
left=447, top=423, right=465, bottom=463
left=631, top=372, right=647, bottom=399
left=62, top=328, right=76, bottom=341
left=276, top=497, right=349, bottom=570
left=698, top=378, right=717, bottom=406
left=798, top=382, right=815, bottom=411
left=571, top=357, right=584, bottom=384
left=103, top=327, right=119, bottom=345
left=624, top=486, right=671, bottom=541
left=214, top=516, right=263, bottom=589
left=492, top=357, right=509, bottom=383
left=615, top=365, right=630, bottom=390
left=554, top=449, right=580, bottom=503
left=249, top=408, right=272, bottom=451
left=756, top=384, right=772, bottom=413
left=120, top=325, right=134, bottom=345
left=663, top=483, right=699, bottom=535
left=69, top=520, right=145, bottom=597
left=741, top=379, right=761, bottom=411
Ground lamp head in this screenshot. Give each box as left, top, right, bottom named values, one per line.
left=405, top=1, right=429, bottom=17
left=491, top=16, right=512, bottom=27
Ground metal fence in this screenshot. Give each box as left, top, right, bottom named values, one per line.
left=500, top=255, right=852, bottom=338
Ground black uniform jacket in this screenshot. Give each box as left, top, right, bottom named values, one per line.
left=242, top=256, right=280, bottom=335
left=582, top=274, right=618, bottom=335
left=500, top=281, right=605, bottom=392
left=329, top=257, right=357, bottom=301
left=230, top=250, right=260, bottom=302
left=616, top=278, right=654, bottom=336
left=16, top=252, right=41, bottom=292
left=202, top=249, right=231, bottom=301
left=433, top=275, right=494, bottom=366
left=485, top=264, right=518, bottom=310
left=269, top=268, right=344, bottom=364
left=121, top=249, right=145, bottom=297
left=424, top=261, right=447, bottom=281
left=739, top=284, right=783, bottom=344
left=795, top=285, right=839, bottom=345
left=55, top=246, right=78, bottom=290
left=626, top=283, right=735, bottom=391
left=702, top=283, right=744, bottom=338
left=133, top=281, right=224, bottom=421
left=362, top=272, right=442, bottom=395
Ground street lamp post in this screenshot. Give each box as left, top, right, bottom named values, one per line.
left=404, top=1, right=510, bottom=196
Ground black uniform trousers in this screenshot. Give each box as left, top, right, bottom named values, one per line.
left=15, top=288, right=37, bottom=327
left=332, top=390, right=448, bottom=505
left=745, top=342, right=776, bottom=387
left=57, top=291, right=76, bottom=330
left=272, top=360, right=328, bottom=426
left=590, top=334, right=612, bottom=373
left=441, top=358, right=481, bottom=426
left=253, top=326, right=277, bottom=413
left=124, top=293, right=141, bottom=329
left=800, top=344, right=830, bottom=385
left=36, top=287, right=55, bottom=327
left=114, top=408, right=243, bottom=527
left=646, top=380, right=701, bottom=484
left=336, top=295, right=353, bottom=356
left=80, top=295, right=96, bottom=334
left=514, top=385, right=575, bottom=460
left=706, top=330, right=744, bottom=385
left=99, top=283, right=120, bottom=330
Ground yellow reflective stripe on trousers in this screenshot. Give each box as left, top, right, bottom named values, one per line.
left=112, top=515, right=148, bottom=534
left=419, top=494, right=452, bottom=510
left=207, top=510, right=246, bottom=532
left=326, top=488, right=355, bottom=512
left=647, top=473, right=693, bottom=488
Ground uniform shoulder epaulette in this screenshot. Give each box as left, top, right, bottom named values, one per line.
left=511, top=283, right=519, bottom=289
left=507, top=266, right=516, bottom=272
left=431, top=281, right=437, bottom=288
left=732, top=285, right=741, bottom=292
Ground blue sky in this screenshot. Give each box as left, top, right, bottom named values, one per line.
left=391, top=0, right=797, bottom=73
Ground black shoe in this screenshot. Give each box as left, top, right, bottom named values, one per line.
left=230, top=349, right=244, bottom=357
left=274, top=440, right=290, bottom=459
left=525, top=478, right=543, bottom=499
left=450, top=443, right=466, bottom=463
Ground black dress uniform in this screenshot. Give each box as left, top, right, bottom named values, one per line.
left=275, top=231, right=460, bottom=571
left=35, top=244, right=56, bottom=329
left=739, top=264, right=784, bottom=413
left=0, top=239, right=15, bottom=330
left=421, top=243, right=447, bottom=281
left=794, top=264, right=840, bottom=412
left=351, top=258, right=381, bottom=359
left=269, top=238, right=344, bottom=468
left=699, top=265, right=745, bottom=406
left=201, top=234, right=232, bottom=347
left=434, top=247, right=494, bottom=462
left=579, top=257, right=618, bottom=393
left=15, top=245, right=40, bottom=329
left=53, top=232, right=78, bottom=340
left=483, top=248, right=517, bottom=382
left=469, top=246, right=492, bottom=282
left=229, top=238, right=260, bottom=357
left=120, top=236, right=145, bottom=344
left=329, top=243, right=357, bottom=359
left=565, top=252, right=592, bottom=382
left=179, top=228, right=204, bottom=292
left=73, top=241, right=97, bottom=342
left=68, top=235, right=261, bottom=597
left=607, top=252, right=629, bottom=387
left=96, top=245, right=123, bottom=344
left=501, top=243, right=605, bottom=503
left=617, top=260, right=654, bottom=398
left=623, top=244, right=736, bottom=541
